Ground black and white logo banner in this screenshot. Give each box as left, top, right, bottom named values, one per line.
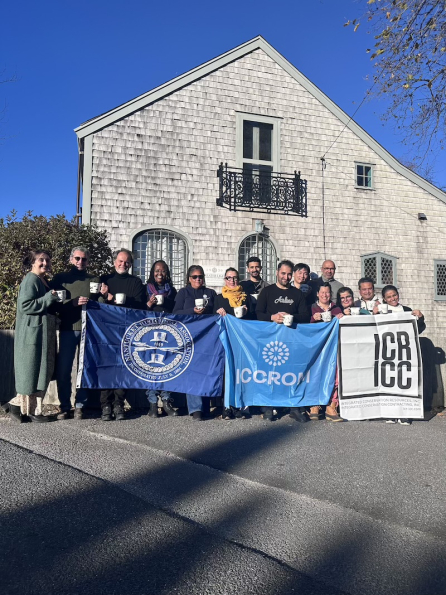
left=338, top=313, right=423, bottom=420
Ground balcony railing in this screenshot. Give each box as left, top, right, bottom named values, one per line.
left=217, top=163, right=307, bottom=217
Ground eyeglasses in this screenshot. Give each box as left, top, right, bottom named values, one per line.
left=225, top=276, right=238, bottom=281
left=340, top=296, right=352, bottom=301
left=323, top=267, right=335, bottom=271
left=74, top=256, right=88, bottom=262
left=191, top=275, right=204, bottom=280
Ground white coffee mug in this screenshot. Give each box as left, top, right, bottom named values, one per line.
left=195, top=298, right=204, bottom=309
left=378, top=303, right=388, bottom=314
left=56, top=290, right=66, bottom=302
left=283, top=314, right=293, bottom=327
left=321, top=311, right=332, bottom=322
left=115, top=293, right=126, bottom=305
left=350, top=307, right=360, bottom=316
left=155, top=295, right=164, bottom=305
left=234, top=306, right=244, bottom=318
left=90, top=282, right=101, bottom=294
left=366, top=300, right=375, bottom=312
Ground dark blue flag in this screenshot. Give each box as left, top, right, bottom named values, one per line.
left=77, top=302, right=224, bottom=396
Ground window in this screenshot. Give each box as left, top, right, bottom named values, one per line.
left=236, top=113, right=280, bottom=206
left=355, top=162, right=374, bottom=189
left=361, top=252, right=397, bottom=288
left=238, top=234, right=278, bottom=284
left=132, top=229, right=189, bottom=287
left=434, top=260, right=446, bottom=301
left=237, top=113, right=280, bottom=170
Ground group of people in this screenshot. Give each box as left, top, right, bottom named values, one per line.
left=8, top=247, right=425, bottom=426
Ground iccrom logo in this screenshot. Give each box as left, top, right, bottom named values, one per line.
left=236, top=368, right=310, bottom=386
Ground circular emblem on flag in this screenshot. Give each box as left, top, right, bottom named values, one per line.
left=121, top=317, right=194, bottom=382
left=262, top=341, right=290, bottom=366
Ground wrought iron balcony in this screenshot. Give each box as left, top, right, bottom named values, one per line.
left=217, top=163, right=307, bottom=217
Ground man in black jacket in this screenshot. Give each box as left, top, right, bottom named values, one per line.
left=256, top=260, right=311, bottom=423
left=99, top=249, right=146, bottom=421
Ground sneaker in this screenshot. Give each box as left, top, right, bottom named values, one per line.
left=398, top=418, right=411, bottom=425
left=222, top=407, right=233, bottom=420
left=101, top=405, right=112, bottom=422
left=73, top=408, right=83, bottom=420
left=192, top=411, right=202, bottom=421
left=148, top=402, right=159, bottom=418
left=289, top=408, right=309, bottom=423
left=234, top=408, right=244, bottom=419
left=162, top=398, right=179, bottom=417
left=114, top=405, right=125, bottom=421
left=57, top=410, right=71, bottom=421
left=385, top=419, right=397, bottom=424
left=262, top=407, right=274, bottom=421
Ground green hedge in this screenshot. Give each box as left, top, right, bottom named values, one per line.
left=0, top=211, right=113, bottom=329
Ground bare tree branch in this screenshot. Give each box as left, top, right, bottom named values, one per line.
left=346, top=0, right=446, bottom=170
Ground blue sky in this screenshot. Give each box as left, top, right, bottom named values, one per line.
left=1, top=0, right=444, bottom=220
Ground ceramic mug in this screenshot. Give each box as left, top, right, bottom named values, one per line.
left=283, top=314, right=293, bottom=327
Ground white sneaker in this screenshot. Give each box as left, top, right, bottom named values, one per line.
left=398, top=419, right=411, bottom=426
left=385, top=419, right=397, bottom=424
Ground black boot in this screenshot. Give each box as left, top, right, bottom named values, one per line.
left=162, top=398, right=178, bottom=417
left=101, top=405, right=112, bottom=421
left=148, top=402, right=159, bottom=418
left=114, top=404, right=125, bottom=421
left=8, top=404, right=23, bottom=423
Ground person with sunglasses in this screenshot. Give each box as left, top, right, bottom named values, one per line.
left=173, top=265, right=216, bottom=420
left=214, top=267, right=255, bottom=420
left=51, top=246, right=101, bottom=420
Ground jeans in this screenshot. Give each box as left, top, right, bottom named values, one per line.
left=100, top=389, right=126, bottom=408
left=186, top=394, right=202, bottom=414
left=56, top=331, right=89, bottom=411
left=146, top=390, right=171, bottom=404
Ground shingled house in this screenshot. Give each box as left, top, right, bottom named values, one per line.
left=75, top=36, right=446, bottom=399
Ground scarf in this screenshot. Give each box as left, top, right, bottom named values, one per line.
left=222, top=285, right=247, bottom=308
left=147, top=282, right=172, bottom=297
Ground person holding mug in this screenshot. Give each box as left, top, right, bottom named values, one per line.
left=146, top=260, right=177, bottom=314
left=173, top=265, right=216, bottom=420
left=381, top=284, right=425, bottom=426
left=8, top=250, right=59, bottom=423
left=51, top=246, right=101, bottom=420
left=99, top=249, right=147, bottom=421
left=214, top=267, right=254, bottom=420
left=145, top=260, right=179, bottom=419
left=310, top=283, right=343, bottom=323
left=336, top=287, right=369, bottom=316
left=309, top=283, right=343, bottom=422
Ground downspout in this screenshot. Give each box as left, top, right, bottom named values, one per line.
left=76, top=138, right=84, bottom=226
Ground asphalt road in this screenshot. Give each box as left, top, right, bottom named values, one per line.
left=1, top=410, right=446, bottom=595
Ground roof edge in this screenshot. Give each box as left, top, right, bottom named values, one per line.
left=74, top=35, right=446, bottom=203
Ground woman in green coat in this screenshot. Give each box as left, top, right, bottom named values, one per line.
left=8, top=250, right=59, bottom=422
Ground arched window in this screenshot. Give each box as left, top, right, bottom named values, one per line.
left=238, top=234, right=278, bottom=284
left=132, top=229, right=189, bottom=287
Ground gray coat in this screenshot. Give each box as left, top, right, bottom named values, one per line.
left=14, top=272, right=58, bottom=395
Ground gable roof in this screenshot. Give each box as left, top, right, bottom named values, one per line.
left=75, top=35, right=446, bottom=203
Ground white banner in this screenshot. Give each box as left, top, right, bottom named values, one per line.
left=338, top=313, right=423, bottom=420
